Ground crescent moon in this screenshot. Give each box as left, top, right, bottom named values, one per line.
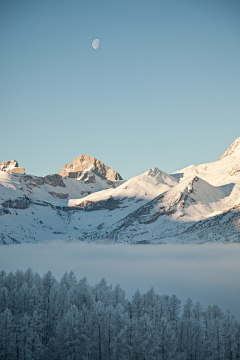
left=92, top=39, right=100, bottom=49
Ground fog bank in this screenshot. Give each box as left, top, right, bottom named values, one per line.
left=1, top=242, right=239, bottom=318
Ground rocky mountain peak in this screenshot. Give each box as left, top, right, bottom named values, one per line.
left=0, top=160, right=25, bottom=174
left=60, top=154, right=122, bottom=181
left=147, top=167, right=161, bottom=176
left=218, top=137, right=240, bottom=161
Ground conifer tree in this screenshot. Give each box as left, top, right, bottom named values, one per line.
left=0, top=269, right=239, bottom=360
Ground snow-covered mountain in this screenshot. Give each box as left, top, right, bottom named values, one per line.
left=1, top=138, right=240, bottom=244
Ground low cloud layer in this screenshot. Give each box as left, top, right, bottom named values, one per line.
left=1, top=242, right=239, bottom=318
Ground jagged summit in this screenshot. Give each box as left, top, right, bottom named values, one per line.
left=146, top=167, right=177, bottom=186
left=0, top=160, right=24, bottom=174
left=160, top=175, right=227, bottom=216
left=218, top=137, right=240, bottom=161
left=60, top=154, right=122, bottom=181
left=69, top=166, right=178, bottom=209
left=1, top=137, right=240, bottom=244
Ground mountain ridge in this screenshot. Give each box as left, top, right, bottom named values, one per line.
left=0, top=137, right=240, bottom=244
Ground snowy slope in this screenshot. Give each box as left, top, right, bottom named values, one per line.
left=173, top=136, right=240, bottom=186
left=69, top=168, right=178, bottom=208
left=1, top=138, right=240, bottom=244
left=0, top=171, right=123, bottom=206
left=0, top=169, right=124, bottom=244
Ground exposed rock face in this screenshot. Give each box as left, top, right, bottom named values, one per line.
left=0, top=160, right=25, bottom=174
left=218, top=137, right=240, bottom=161
left=60, top=154, right=122, bottom=181
left=0, top=160, right=18, bottom=171
left=217, top=137, right=240, bottom=178
left=9, top=168, right=25, bottom=174
left=48, top=191, right=69, bottom=199
left=228, top=163, right=240, bottom=176
left=42, top=174, right=66, bottom=188
left=2, top=195, right=30, bottom=209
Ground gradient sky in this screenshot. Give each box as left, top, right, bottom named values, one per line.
left=1, top=0, right=240, bottom=179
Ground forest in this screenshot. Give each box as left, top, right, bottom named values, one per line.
left=0, top=268, right=239, bottom=360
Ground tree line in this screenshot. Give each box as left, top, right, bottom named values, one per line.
left=0, top=268, right=239, bottom=360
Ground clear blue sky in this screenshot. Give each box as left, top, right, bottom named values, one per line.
left=1, top=0, right=239, bottom=179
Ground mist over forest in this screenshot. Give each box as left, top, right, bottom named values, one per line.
left=1, top=268, right=239, bottom=360
left=1, top=242, right=239, bottom=319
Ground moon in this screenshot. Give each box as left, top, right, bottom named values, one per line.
left=92, top=39, right=100, bottom=49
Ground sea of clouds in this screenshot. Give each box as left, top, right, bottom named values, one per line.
left=1, top=241, right=239, bottom=319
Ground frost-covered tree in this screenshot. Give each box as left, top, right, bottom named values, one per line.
left=111, top=283, right=126, bottom=308
left=0, top=287, right=8, bottom=314
left=0, top=308, right=15, bottom=359
left=0, top=269, right=239, bottom=360
left=168, top=294, right=181, bottom=322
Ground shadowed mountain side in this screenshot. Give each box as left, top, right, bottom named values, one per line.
left=68, top=167, right=179, bottom=209
left=1, top=196, right=239, bottom=244
left=179, top=205, right=240, bottom=243
left=105, top=205, right=240, bottom=244
left=0, top=171, right=124, bottom=206
left=1, top=166, right=239, bottom=244
left=1, top=137, right=240, bottom=244
left=96, top=179, right=239, bottom=243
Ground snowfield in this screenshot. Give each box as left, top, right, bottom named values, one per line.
left=0, top=137, right=240, bottom=244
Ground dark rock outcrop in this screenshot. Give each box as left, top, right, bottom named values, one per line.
left=2, top=195, right=30, bottom=209
left=42, top=174, right=66, bottom=188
